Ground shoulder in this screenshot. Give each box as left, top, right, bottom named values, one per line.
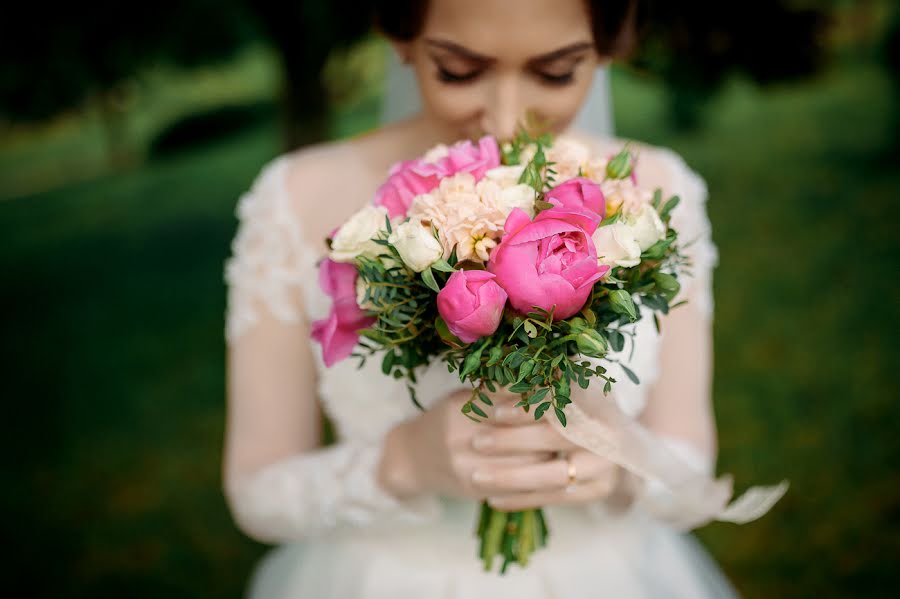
left=239, top=137, right=377, bottom=243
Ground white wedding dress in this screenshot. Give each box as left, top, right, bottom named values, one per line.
left=221, top=122, right=756, bottom=596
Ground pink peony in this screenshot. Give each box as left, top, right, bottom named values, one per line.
left=311, top=259, right=375, bottom=366
left=540, top=177, right=606, bottom=234
left=488, top=208, right=609, bottom=320
left=373, top=159, right=441, bottom=219
left=427, top=136, right=501, bottom=181
left=372, top=136, right=501, bottom=219
left=437, top=270, right=507, bottom=343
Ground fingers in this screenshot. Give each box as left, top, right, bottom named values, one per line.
left=486, top=475, right=618, bottom=511
left=470, top=421, right=581, bottom=455
left=469, top=450, right=616, bottom=495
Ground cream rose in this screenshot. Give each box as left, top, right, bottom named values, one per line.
left=546, top=136, right=591, bottom=181
left=592, top=222, right=642, bottom=268
left=477, top=178, right=536, bottom=219
left=388, top=218, right=444, bottom=272
left=628, top=203, right=667, bottom=251
left=484, top=164, right=525, bottom=187
left=330, top=205, right=389, bottom=262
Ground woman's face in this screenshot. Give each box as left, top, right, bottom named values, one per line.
left=395, top=0, right=605, bottom=142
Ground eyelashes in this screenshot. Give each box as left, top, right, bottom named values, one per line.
left=437, top=66, right=481, bottom=84
left=436, top=66, right=577, bottom=87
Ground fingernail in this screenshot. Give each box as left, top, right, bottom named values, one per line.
left=472, top=435, right=493, bottom=450
left=472, top=470, right=493, bottom=484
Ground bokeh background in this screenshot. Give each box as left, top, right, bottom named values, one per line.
left=2, top=1, right=898, bottom=597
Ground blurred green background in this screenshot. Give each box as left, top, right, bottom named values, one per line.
left=1, top=2, right=898, bottom=597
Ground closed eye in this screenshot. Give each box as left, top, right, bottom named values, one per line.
left=535, top=71, right=575, bottom=85
left=437, top=66, right=483, bottom=84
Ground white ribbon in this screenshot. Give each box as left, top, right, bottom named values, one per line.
left=548, top=391, right=789, bottom=531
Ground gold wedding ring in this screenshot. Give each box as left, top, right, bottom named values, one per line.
left=564, top=452, right=578, bottom=493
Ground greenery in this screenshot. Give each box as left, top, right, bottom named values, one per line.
left=1, top=26, right=898, bottom=599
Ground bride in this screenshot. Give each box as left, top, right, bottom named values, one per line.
left=222, top=0, right=744, bottom=596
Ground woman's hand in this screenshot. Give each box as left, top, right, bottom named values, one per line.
left=469, top=393, right=623, bottom=511
left=379, top=388, right=622, bottom=511
left=379, top=388, right=550, bottom=501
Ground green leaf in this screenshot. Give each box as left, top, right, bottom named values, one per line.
left=651, top=188, right=662, bottom=210
left=381, top=351, right=395, bottom=375
left=660, top=195, right=681, bottom=220
left=621, top=364, right=640, bottom=384
left=603, top=380, right=612, bottom=394
left=470, top=402, right=488, bottom=418
left=609, top=289, right=637, bottom=321
left=435, top=315, right=465, bottom=348
left=508, top=381, right=533, bottom=394
left=534, top=401, right=551, bottom=420
left=421, top=267, right=441, bottom=293
left=517, top=360, right=535, bottom=382
left=609, top=330, right=625, bottom=352
left=522, top=321, right=538, bottom=338
left=478, top=392, right=493, bottom=406
left=653, top=272, right=681, bottom=300
left=554, top=406, right=567, bottom=427
left=359, top=329, right=390, bottom=345
left=528, top=388, right=550, bottom=404
left=431, top=259, right=456, bottom=273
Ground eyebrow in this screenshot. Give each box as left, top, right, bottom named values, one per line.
left=424, top=39, right=593, bottom=65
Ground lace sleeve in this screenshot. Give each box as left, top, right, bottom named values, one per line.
left=224, top=153, right=319, bottom=341
left=222, top=155, right=444, bottom=543
left=654, top=147, right=719, bottom=322
left=224, top=435, right=443, bottom=543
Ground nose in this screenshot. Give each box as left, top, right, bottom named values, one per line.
left=480, top=74, right=525, bottom=142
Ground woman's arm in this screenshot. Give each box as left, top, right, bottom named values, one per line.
left=639, top=287, right=718, bottom=473
left=221, top=155, right=440, bottom=544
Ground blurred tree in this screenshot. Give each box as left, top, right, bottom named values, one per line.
left=632, top=0, right=833, bottom=130
left=242, top=0, right=371, bottom=148
left=0, top=1, right=369, bottom=162
left=0, top=1, right=260, bottom=164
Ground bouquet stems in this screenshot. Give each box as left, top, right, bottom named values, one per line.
left=476, top=500, right=548, bottom=573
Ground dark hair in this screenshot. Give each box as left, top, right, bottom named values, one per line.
left=372, top=0, right=645, bottom=60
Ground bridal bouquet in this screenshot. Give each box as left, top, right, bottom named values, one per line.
left=312, top=130, right=692, bottom=572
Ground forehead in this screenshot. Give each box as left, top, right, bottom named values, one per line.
left=421, top=0, right=594, bottom=59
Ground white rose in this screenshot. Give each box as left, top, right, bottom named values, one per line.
left=627, top=203, right=667, bottom=251
left=592, top=222, right=642, bottom=268
left=330, top=205, right=389, bottom=263
left=388, top=218, right=444, bottom=272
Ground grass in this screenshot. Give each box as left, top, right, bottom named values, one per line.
left=1, top=53, right=897, bottom=597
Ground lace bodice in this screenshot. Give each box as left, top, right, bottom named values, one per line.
left=224, top=141, right=718, bottom=442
